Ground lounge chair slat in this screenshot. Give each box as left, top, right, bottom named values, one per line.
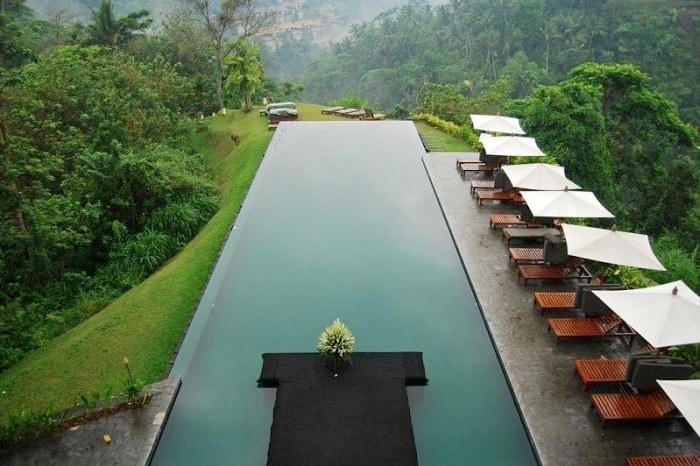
left=591, top=391, right=676, bottom=424
left=476, top=190, right=523, bottom=205
left=533, top=292, right=576, bottom=310
left=489, top=214, right=525, bottom=229
left=626, top=456, right=700, bottom=466
left=548, top=314, right=631, bottom=343
left=509, top=247, right=544, bottom=265
left=575, top=360, right=629, bottom=390
left=471, top=179, right=496, bottom=194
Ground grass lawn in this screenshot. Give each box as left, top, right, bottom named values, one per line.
left=0, top=104, right=464, bottom=422
left=413, top=121, right=474, bottom=151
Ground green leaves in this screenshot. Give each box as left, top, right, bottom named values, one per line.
left=224, top=40, right=264, bottom=111
left=0, top=44, right=216, bottom=371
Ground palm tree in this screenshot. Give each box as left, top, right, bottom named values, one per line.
left=87, top=0, right=151, bottom=47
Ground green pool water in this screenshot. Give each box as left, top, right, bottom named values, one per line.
left=151, top=121, right=538, bottom=465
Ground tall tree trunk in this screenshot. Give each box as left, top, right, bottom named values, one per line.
left=14, top=208, right=31, bottom=261
left=215, top=46, right=224, bottom=112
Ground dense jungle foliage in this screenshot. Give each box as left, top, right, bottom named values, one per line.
left=302, top=0, right=699, bottom=126
left=0, top=45, right=218, bottom=370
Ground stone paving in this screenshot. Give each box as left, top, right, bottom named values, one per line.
left=2, top=377, right=180, bottom=466
left=423, top=152, right=700, bottom=466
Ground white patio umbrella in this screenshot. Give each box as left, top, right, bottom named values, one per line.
left=479, top=132, right=493, bottom=144
left=593, top=281, right=700, bottom=348
left=470, top=114, right=526, bottom=135
left=561, top=224, right=666, bottom=270
left=502, top=163, right=581, bottom=191
left=657, top=379, right=700, bottom=436
left=481, top=136, right=545, bottom=157
left=521, top=190, right=614, bottom=218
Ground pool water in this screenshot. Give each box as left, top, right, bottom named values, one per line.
left=151, top=121, right=538, bottom=465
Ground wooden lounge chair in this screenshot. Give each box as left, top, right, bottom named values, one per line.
left=455, top=154, right=480, bottom=170
left=509, top=247, right=544, bottom=265
left=510, top=236, right=568, bottom=266
left=626, top=455, right=700, bottom=466
left=476, top=189, right=524, bottom=205
left=489, top=213, right=527, bottom=229
left=342, top=109, right=367, bottom=118
left=575, top=359, right=629, bottom=390
left=533, top=291, right=577, bottom=311
left=590, top=390, right=678, bottom=426
left=459, top=163, right=499, bottom=177
left=489, top=208, right=547, bottom=229
left=471, top=170, right=509, bottom=194
left=359, top=109, right=385, bottom=120
left=547, top=313, right=635, bottom=344
left=471, top=179, right=497, bottom=194
left=518, top=259, right=592, bottom=285
left=334, top=108, right=360, bottom=116
left=321, top=106, right=345, bottom=115
left=577, top=353, right=693, bottom=391
left=532, top=280, right=616, bottom=313
left=502, top=227, right=562, bottom=245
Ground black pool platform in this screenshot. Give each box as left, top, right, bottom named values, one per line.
left=258, top=352, right=428, bottom=466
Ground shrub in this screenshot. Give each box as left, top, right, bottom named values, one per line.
left=410, top=113, right=480, bottom=147
left=329, top=95, right=365, bottom=109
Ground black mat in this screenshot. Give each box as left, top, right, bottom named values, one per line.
left=258, top=352, right=428, bottom=466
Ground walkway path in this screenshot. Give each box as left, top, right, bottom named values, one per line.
left=2, top=378, right=180, bottom=466
left=424, top=152, right=700, bottom=466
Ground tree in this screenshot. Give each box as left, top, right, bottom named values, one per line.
left=0, top=0, right=35, bottom=68
left=224, top=39, right=263, bottom=111
left=86, top=0, right=152, bottom=47
left=182, top=0, right=273, bottom=111
left=510, top=63, right=699, bottom=240
left=0, top=45, right=214, bottom=369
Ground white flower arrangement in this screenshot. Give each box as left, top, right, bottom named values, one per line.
left=317, top=318, right=355, bottom=366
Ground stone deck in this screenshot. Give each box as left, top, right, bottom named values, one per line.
left=424, top=152, right=700, bottom=466
left=2, top=377, right=181, bottom=466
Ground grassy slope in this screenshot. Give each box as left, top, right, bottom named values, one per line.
left=0, top=104, right=463, bottom=420
left=0, top=109, right=271, bottom=420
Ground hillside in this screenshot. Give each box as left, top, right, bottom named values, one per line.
left=26, top=0, right=447, bottom=42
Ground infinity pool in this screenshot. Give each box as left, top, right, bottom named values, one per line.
left=151, top=121, right=538, bottom=465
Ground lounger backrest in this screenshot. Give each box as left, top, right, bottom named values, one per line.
left=480, top=150, right=500, bottom=165
left=573, top=283, right=624, bottom=308
left=520, top=204, right=534, bottom=223
left=543, top=237, right=568, bottom=264
left=625, top=354, right=685, bottom=380
left=629, top=361, right=694, bottom=391
left=493, top=170, right=507, bottom=189
left=580, top=290, right=613, bottom=316
left=503, top=174, right=513, bottom=191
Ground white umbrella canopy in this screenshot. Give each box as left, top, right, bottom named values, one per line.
left=658, top=379, right=700, bottom=436
left=593, top=281, right=700, bottom=348
left=561, top=224, right=666, bottom=270
left=470, top=114, right=526, bottom=135
left=521, top=190, right=614, bottom=218
left=481, top=136, right=545, bottom=157
left=479, top=132, right=493, bottom=144
left=502, top=163, right=582, bottom=191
